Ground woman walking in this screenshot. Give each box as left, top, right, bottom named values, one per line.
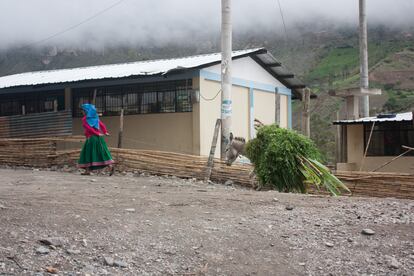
left=78, top=104, right=114, bottom=175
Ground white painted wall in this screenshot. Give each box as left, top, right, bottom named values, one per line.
left=203, top=57, right=285, bottom=88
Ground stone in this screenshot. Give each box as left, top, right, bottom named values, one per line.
left=388, top=257, right=401, bottom=269
left=285, top=206, right=294, bottom=211
left=125, top=208, right=136, bottom=213
left=361, top=229, right=375, bottom=236
left=36, top=246, right=50, bottom=254
left=84, top=265, right=95, bottom=273
left=224, top=180, right=234, bottom=186
left=45, top=267, right=58, bottom=274
left=113, top=260, right=127, bottom=268
left=90, top=179, right=97, bottom=182
left=272, top=198, right=279, bottom=202
left=104, top=256, right=114, bottom=266
left=299, top=262, right=306, bottom=266
left=39, top=237, right=65, bottom=247
left=347, top=238, right=353, bottom=243
left=66, top=249, right=81, bottom=255
left=82, top=239, right=88, bottom=247
left=325, top=242, right=334, bottom=248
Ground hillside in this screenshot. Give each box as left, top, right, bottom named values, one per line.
left=296, top=35, right=414, bottom=162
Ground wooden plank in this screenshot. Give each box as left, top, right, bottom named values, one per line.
left=204, top=119, right=221, bottom=181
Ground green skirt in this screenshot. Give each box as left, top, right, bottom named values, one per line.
left=78, top=135, right=114, bottom=170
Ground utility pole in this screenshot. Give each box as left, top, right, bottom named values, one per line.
left=331, top=0, right=380, bottom=120
left=359, top=0, right=369, bottom=117
left=220, top=0, right=232, bottom=159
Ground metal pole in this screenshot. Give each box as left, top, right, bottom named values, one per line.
left=220, top=0, right=232, bottom=159
left=359, top=0, right=369, bottom=117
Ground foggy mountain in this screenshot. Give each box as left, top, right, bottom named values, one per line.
left=0, top=0, right=413, bottom=50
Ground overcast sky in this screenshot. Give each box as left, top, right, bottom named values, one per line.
left=0, top=0, right=413, bottom=49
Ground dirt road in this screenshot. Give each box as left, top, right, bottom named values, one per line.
left=0, top=168, right=413, bottom=275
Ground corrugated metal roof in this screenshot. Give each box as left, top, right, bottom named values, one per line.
left=0, top=48, right=306, bottom=98
left=0, top=110, right=72, bottom=138
left=334, top=112, right=413, bottom=125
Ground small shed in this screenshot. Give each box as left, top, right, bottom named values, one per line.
left=334, top=112, right=414, bottom=173
left=0, top=48, right=306, bottom=157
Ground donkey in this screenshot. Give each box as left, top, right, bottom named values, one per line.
left=225, top=133, right=246, bottom=166
left=225, top=118, right=264, bottom=166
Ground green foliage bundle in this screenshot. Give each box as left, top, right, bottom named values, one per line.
left=246, top=125, right=349, bottom=195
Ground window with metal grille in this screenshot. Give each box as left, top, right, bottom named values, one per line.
left=0, top=91, right=64, bottom=117
left=364, top=122, right=414, bottom=156
left=72, top=79, right=193, bottom=117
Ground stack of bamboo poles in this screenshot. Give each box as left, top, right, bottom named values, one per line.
left=1, top=138, right=414, bottom=199
left=335, top=171, right=414, bottom=200
left=53, top=147, right=256, bottom=187
left=0, top=138, right=57, bottom=167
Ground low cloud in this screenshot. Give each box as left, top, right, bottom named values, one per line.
left=0, top=0, right=412, bottom=49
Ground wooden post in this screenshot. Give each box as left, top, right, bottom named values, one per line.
left=92, top=89, right=97, bottom=105
left=335, top=111, right=341, bottom=165
left=275, top=89, right=280, bottom=125
left=22, top=105, right=26, bottom=115
left=118, top=109, right=124, bottom=149
left=53, top=100, right=58, bottom=112
left=110, top=108, right=124, bottom=176
left=360, top=121, right=375, bottom=171
left=205, top=119, right=221, bottom=181
left=64, top=87, right=72, bottom=110
left=301, top=88, right=311, bottom=137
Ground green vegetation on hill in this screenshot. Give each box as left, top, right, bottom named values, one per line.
left=303, top=38, right=413, bottom=163
left=307, top=41, right=409, bottom=85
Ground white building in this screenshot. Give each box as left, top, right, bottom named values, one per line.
left=0, top=48, right=306, bottom=156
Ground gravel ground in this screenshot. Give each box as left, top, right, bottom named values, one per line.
left=0, top=168, right=413, bottom=276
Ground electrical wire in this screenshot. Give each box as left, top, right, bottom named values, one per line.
left=199, top=89, right=221, bottom=101
left=18, top=0, right=127, bottom=50
left=276, top=0, right=289, bottom=42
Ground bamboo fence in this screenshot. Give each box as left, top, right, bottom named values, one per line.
left=0, top=138, right=413, bottom=200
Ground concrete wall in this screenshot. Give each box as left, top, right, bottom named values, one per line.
left=253, top=90, right=275, bottom=125
left=199, top=55, right=293, bottom=157
left=198, top=79, right=250, bottom=157
left=346, top=124, right=364, bottom=165
left=340, top=124, right=414, bottom=173
left=72, top=112, right=194, bottom=154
